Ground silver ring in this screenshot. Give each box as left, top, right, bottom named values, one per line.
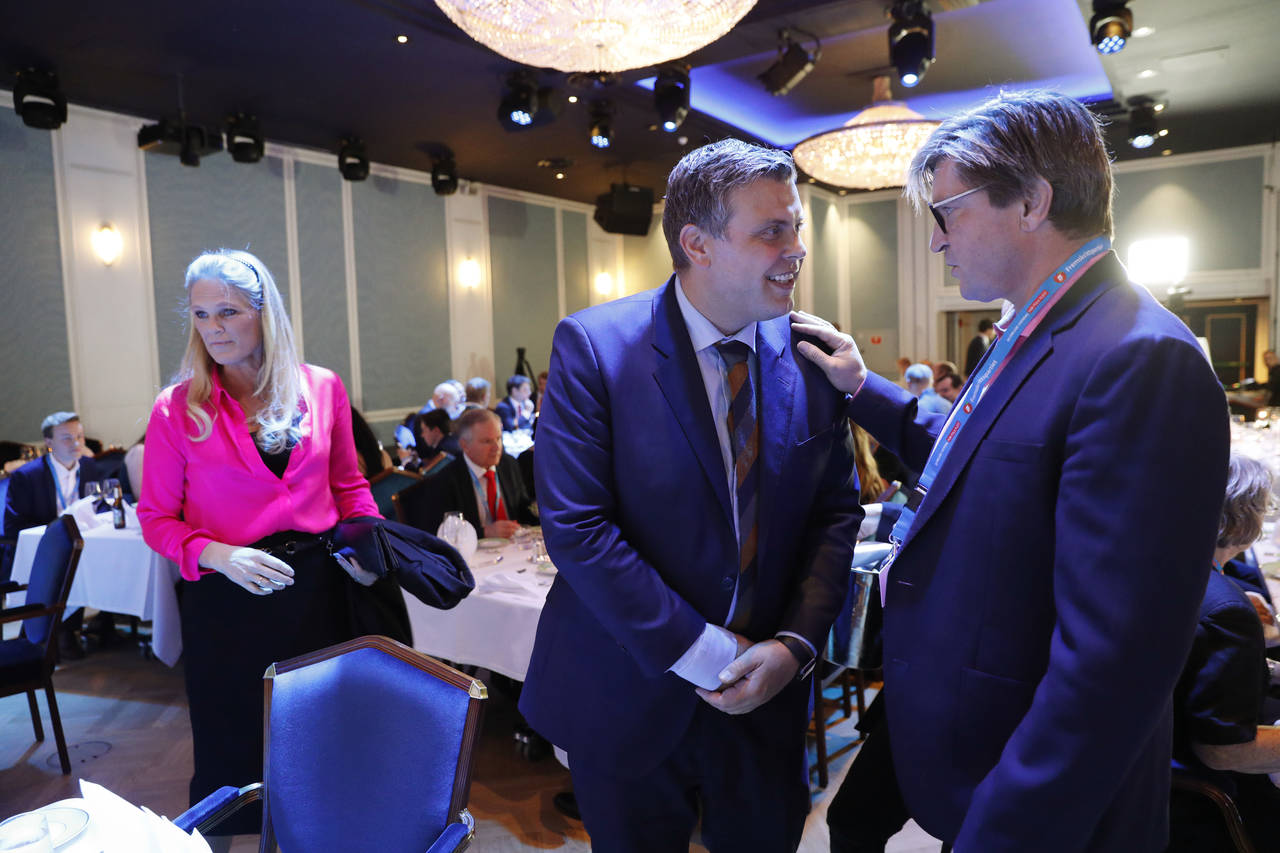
left=255, top=581, right=272, bottom=593
left=269, top=578, right=286, bottom=589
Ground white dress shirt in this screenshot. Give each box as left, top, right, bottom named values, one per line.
left=49, top=455, right=80, bottom=511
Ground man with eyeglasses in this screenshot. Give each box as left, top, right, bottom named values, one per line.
left=794, top=91, right=1229, bottom=852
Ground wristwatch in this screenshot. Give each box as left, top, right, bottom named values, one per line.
left=776, top=634, right=817, bottom=680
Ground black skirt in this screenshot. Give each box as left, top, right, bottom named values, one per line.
left=179, top=530, right=352, bottom=836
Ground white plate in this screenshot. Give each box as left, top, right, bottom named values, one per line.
left=12, top=806, right=89, bottom=849
left=477, top=538, right=507, bottom=550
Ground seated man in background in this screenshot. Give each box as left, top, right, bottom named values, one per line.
left=934, top=371, right=962, bottom=406
left=420, top=380, right=463, bottom=419
left=1170, top=453, right=1280, bottom=851
left=462, top=377, right=491, bottom=411
left=904, top=362, right=951, bottom=415
left=432, top=408, right=536, bottom=538
left=3, top=411, right=102, bottom=656
left=412, top=408, right=456, bottom=476
left=495, top=374, right=535, bottom=432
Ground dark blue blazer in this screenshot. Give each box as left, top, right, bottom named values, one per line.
left=3, top=455, right=103, bottom=539
left=849, top=253, right=1229, bottom=852
left=493, top=397, right=532, bottom=431
left=520, top=278, right=862, bottom=775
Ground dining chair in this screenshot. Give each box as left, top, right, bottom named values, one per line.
left=369, top=468, right=423, bottom=520
left=175, top=635, right=487, bottom=852
left=1171, top=770, right=1258, bottom=853
left=392, top=476, right=449, bottom=534
left=0, top=514, right=84, bottom=774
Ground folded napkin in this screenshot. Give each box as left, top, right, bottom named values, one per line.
left=62, top=496, right=104, bottom=532
left=80, top=780, right=211, bottom=852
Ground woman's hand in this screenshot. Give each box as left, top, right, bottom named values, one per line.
left=199, top=542, right=295, bottom=596
left=334, top=552, right=379, bottom=587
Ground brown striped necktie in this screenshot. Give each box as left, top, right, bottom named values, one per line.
left=716, top=340, right=758, bottom=633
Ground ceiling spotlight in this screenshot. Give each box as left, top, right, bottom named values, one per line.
left=225, top=113, right=264, bottom=164
left=396, top=34, right=409, bottom=44
left=758, top=29, right=821, bottom=97
left=138, top=118, right=222, bottom=166
left=13, top=68, right=68, bottom=130
left=1127, top=101, right=1159, bottom=149
left=568, top=95, right=579, bottom=104
left=338, top=137, right=369, bottom=181
left=499, top=71, right=539, bottom=129
left=431, top=150, right=459, bottom=196
left=889, top=1, right=934, bottom=89
left=1091, top=1, right=1133, bottom=55
left=589, top=101, right=614, bottom=149
left=654, top=64, right=691, bottom=132
left=537, top=156, right=574, bottom=181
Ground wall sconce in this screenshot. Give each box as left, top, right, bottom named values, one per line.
left=594, top=271, right=614, bottom=296
left=91, top=224, right=123, bottom=266
left=1127, top=236, right=1188, bottom=288
left=458, top=257, right=482, bottom=289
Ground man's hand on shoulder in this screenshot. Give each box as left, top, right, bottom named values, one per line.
left=790, top=310, right=867, bottom=396
left=695, top=639, right=799, bottom=715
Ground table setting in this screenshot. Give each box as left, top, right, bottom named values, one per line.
left=0, top=780, right=209, bottom=852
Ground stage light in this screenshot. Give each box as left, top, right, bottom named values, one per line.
left=431, top=154, right=459, bottom=196
left=338, top=137, right=369, bottom=181
left=1127, top=101, right=1159, bottom=149
left=1091, top=1, right=1133, bottom=55
left=654, top=64, right=690, bottom=132
left=225, top=113, right=264, bottom=164
left=889, top=1, right=934, bottom=89
left=589, top=101, right=614, bottom=149
left=13, top=68, right=67, bottom=130
left=138, top=118, right=222, bottom=167
left=499, top=71, right=539, bottom=128
left=758, top=29, right=820, bottom=97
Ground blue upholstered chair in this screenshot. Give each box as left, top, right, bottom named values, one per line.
left=369, top=468, right=423, bottom=520
left=175, top=635, right=487, bottom=852
left=0, top=515, right=84, bottom=774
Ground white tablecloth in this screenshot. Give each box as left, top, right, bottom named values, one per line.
left=8, top=516, right=183, bottom=666
left=407, top=537, right=552, bottom=681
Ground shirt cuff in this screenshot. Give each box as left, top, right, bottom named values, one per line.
left=668, top=623, right=739, bottom=690
left=774, top=630, right=816, bottom=663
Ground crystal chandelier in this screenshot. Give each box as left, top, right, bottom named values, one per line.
left=433, top=0, right=759, bottom=73
left=792, top=76, right=940, bottom=190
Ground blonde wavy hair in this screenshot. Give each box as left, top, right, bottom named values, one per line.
left=176, top=249, right=302, bottom=454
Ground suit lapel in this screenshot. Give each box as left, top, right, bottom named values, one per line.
left=902, top=255, right=1124, bottom=545
left=755, top=317, right=796, bottom=563
left=650, top=277, right=736, bottom=531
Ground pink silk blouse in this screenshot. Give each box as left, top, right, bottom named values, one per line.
left=139, top=364, right=380, bottom=581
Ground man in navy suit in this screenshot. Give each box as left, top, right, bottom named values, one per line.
left=519, top=139, right=862, bottom=851
left=795, top=91, right=1229, bottom=852
left=4, top=411, right=102, bottom=654
left=493, top=374, right=534, bottom=432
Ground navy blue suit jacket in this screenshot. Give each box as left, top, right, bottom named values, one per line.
left=849, top=253, right=1229, bottom=851
left=3, top=455, right=102, bottom=539
left=494, top=398, right=533, bottom=431
left=519, top=278, right=862, bottom=776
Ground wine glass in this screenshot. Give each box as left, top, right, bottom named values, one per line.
left=103, top=478, right=121, bottom=502
left=85, top=481, right=104, bottom=508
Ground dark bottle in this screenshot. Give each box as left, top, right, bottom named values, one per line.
left=111, top=483, right=126, bottom=529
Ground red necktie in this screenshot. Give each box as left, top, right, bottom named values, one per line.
left=484, top=470, right=507, bottom=521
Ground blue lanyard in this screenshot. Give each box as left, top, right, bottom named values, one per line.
left=46, top=453, right=80, bottom=511
left=888, top=237, right=1111, bottom=547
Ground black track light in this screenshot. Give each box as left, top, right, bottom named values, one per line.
left=432, top=154, right=459, bottom=196
left=589, top=101, right=614, bottom=149
left=13, top=68, right=68, bottom=130
left=225, top=113, right=264, bottom=164
left=499, top=71, right=539, bottom=130
left=654, top=64, right=691, bottom=133
left=1127, top=100, right=1161, bottom=149
left=759, top=29, right=821, bottom=97
left=138, top=118, right=222, bottom=166
left=1091, top=1, right=1133, bottom=55
left=889, top=1, right=935, bottom=89
left=338, top=137, right=369, bottom=181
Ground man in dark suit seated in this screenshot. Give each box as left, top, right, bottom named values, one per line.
left=494, top=374, right=535, bottom=432
left=3, top=411, right=103, bottom=657
left=430, top=408, right=536, bottom=538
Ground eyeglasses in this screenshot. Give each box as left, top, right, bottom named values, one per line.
left=928, top=185, right=988, bottom=234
